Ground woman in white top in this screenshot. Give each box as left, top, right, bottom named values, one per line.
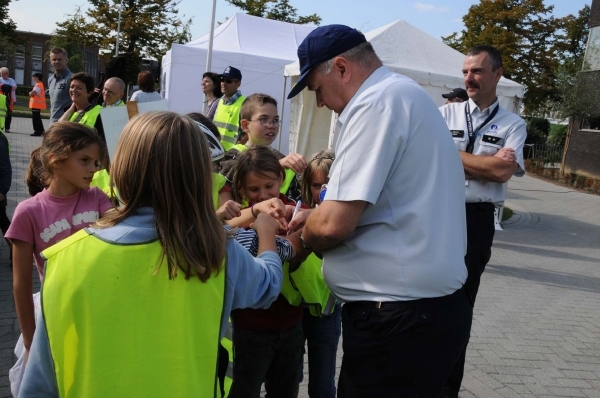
left=129, top=71, right=162, bottom=103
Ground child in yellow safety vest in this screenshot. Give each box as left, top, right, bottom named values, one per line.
left=19, top=112, right=286, bottom=397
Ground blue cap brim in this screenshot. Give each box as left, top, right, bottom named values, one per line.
left=287, top=68, right=312, bottom=99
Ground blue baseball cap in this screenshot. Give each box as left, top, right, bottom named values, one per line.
left=220, top=66, right=242, bottom=81
left=287, top=24, right=366, bottom=99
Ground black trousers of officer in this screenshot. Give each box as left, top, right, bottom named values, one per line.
left=32, top=109, right=45, bottom=134
left=337, top=286, right=473, bottom=398
left=444, top=202, right=496, bottom=397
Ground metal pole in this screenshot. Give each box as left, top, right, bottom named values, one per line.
left=203, top=0, right=217, bottom=112
left=115, top=0, right=124, bottom=56
left=206, top=0, right=217, bottom=72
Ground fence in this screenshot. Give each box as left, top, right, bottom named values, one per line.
left=523, top=144, right=564, bottom=167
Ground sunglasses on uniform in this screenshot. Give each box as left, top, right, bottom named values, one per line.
left=221, top=77, right=239, bottom=84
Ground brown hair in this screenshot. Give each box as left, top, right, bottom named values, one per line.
left=71, top=72, right=95, bottom=94
left=50, top=47, right=68, bottom=58
left=241, top=93, right=278, bottom=121
left=301, top=150, right=335, bottom=208
left=98, top=111, right=225, bottom=281
left=231, top=145, right=284, bottom=203
left=26, top=122, right=107, bottom=196
left=186, top=112, right=221, bottom=140
left=137, top=70, right=156, bottom=93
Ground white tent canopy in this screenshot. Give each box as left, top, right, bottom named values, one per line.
left=284, top=19, right=525, bottom=157
left=161, top=13, right=316, bottom=154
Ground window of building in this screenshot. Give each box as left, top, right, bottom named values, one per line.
left=13, top=45, right=25, bottom=85
left=580, top=115, right=600, bottom=131
left=583, top=26, right=600, bottom=71
left=31, top=44, right=43, bottom=85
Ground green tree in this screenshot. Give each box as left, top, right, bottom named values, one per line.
left=49, top=7, right=92, bottom=74
left=54, top=0, right=192, bottom=84
left=0, top=0, right=19, bottom=58
left=226, top=0, right=321, bottom=25
left=442, top=0, right=559, bottom=114
left=548, top=5, right=598, bottom=122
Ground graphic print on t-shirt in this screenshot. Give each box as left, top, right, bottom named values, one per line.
left=39, top=211, right=100, bottom=243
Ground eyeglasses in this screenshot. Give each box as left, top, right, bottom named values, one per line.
left=250, top=117, right=280, bottom=127
left=221, top=78, right=239, bottom=84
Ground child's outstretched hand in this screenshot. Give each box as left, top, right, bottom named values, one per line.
left=255, top=198, right=288, bottom=230
left=279, top=153, right=307, bottom=174
left=250, top=213, right=280, bottom=254
left=216, top=200, right=242, bottom=222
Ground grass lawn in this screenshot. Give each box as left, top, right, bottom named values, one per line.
left=502, top=206, right=513, bottom=221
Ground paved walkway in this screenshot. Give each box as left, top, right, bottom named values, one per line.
left=1, top=117, right=600, bottom=397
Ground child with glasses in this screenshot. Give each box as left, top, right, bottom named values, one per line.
left=218, top=94, right=306, bottom=205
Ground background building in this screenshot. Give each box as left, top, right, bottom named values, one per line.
left=563, top=0, right=600, bottom=179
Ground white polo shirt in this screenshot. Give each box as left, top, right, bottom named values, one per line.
left=322, top=66, right=467, bottom=302
left=439, top=98, right=527, bottom=204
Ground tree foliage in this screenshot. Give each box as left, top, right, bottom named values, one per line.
left=226, top=0, right=321, bottom=25
left=50, top=7, right=91, bottom=75
left=0, top=0, right=19, bottom=58
left=54, top=0, right=192, bottom=84
left=442, top=0, right=559, bottom=114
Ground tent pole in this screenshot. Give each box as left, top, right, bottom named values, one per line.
left=204, top=0, right=217, bottom=112
left=278, top=75, right=288, bottom=152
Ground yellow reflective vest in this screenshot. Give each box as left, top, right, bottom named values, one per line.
left=41, top=229, right=225, bottom=398
left=69, top=104, right=102, bottom=128
left=0, top=94, right=6, bottom=132
left=213, top=96, right=245, bottom=151
left=90, top=169, right=112, bottom=197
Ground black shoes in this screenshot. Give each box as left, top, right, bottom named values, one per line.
left=30, top=132, right=44, bottom=137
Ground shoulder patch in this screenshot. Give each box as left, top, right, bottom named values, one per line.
left=451, top=130, right=465, bottom=138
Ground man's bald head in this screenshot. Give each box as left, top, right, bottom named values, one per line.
left=103, top=77, right=125, bottom=106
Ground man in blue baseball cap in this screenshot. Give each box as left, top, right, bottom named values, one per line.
left=213, top=66, right=245, bottom=150
left=291, top=24, right=472, bottom=397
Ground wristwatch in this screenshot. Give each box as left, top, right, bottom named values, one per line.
left=299, top=232, right=311, bottom=250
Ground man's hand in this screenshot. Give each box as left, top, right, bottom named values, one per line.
left=494, top=147, right=517, bottom=163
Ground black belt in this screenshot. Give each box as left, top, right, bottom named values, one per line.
left=345, top=285, right=468, bottom=311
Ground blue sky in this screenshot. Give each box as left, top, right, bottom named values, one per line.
left=9, top=0, right=592, bottom=44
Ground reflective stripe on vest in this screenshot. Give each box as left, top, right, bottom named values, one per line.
left=41, top=229, right=225, bottom=398
left=212, top=172, right=227, bottom=209
left=213, top=96, right=245, bottom=151
left=70, top=105, right=102, bottom=128
left=29, top=82, right=47, bottom=109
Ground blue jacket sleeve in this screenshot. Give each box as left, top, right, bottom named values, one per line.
left=0, top=134, right=11, bottom=196
left=219, top=239, right=282, bottom=339
left=18, top=311, right=59, bottom=398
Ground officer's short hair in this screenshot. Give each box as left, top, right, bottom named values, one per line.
left=467, top=45, right=503, bottom=71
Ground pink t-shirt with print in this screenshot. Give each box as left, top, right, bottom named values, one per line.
left=6, top=187, right=113, bottom=279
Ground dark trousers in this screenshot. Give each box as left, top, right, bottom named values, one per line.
left=337, top=286, right=473, bottom=398
left=444, top=202, right=496, bottom=397
left=31, top=109, right=44, bottom=134
left=302, top=303, right=342, bottom=398
left=0, top=205, right=11, bottom=264
left=228, top=322, right=303, bottom=398
left=5, top=108, right=11, bottom=130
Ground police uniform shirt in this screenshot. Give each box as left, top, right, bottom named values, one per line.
left=322, top=66, right=467, bottom=302
left=439, top=98, right=527, bottom=205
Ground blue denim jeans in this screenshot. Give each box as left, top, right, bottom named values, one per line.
left=302, top=303, right=342, bottom=398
